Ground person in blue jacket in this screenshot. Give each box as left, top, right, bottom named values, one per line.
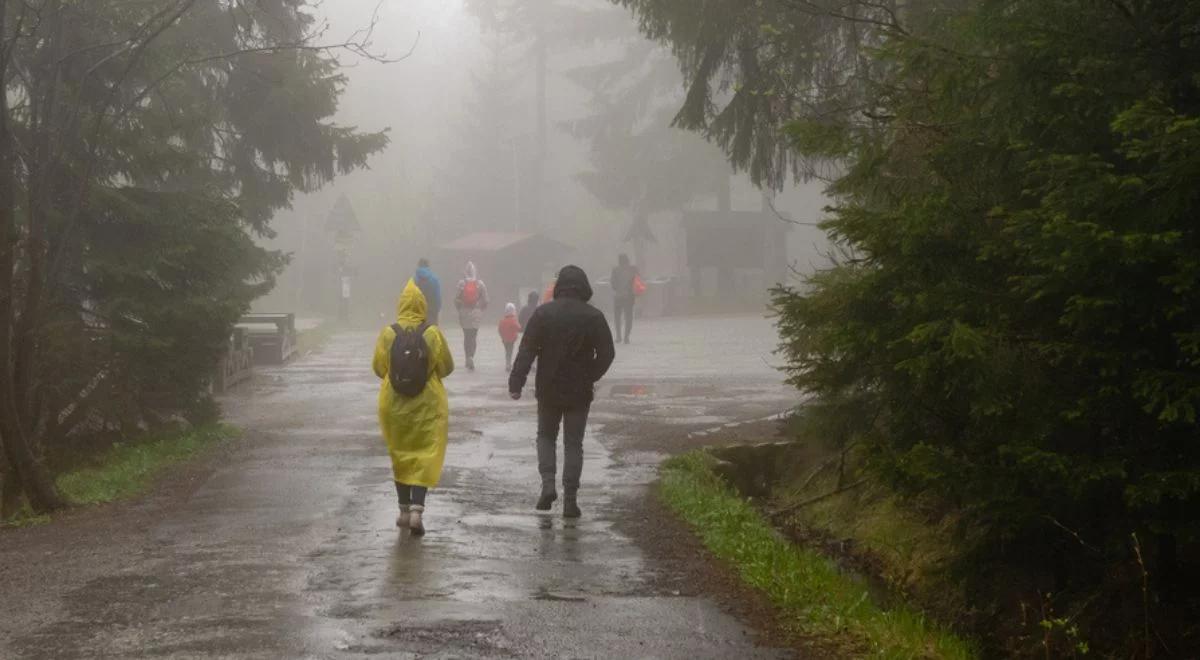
left=415, top=258, right=442, bottom=325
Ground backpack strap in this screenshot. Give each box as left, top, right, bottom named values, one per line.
left=393, top=323, right=428, bottom=337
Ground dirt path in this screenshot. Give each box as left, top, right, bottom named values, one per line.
left=0, top=316, right=797, bottom=659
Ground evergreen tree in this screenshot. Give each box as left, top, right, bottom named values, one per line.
left=425, top=35, right=521, bottom=238
left=465, top=0, right=615, bottom=231
left=566, top=24, right=731, bottom=270
left=0, top=1, right=388, bottom=513
left=623, top=0, right=1200, bottom=651
left=614, top=0, right=910, bottom=190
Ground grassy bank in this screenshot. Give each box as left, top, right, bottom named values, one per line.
left=57, top=425, right=238, bottom=504
left=2, top=425, right=237, bottom=527
left=659, top=451, right=975, bottom=659
left=778, top=454, right=970, bottom=631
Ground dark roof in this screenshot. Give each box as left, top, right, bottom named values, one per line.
left=438, top=232, right=572, bottom=254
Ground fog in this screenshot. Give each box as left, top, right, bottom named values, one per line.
left=256, top=0, right=830, bottom=321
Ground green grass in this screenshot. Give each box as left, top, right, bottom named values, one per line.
left=0, top=510, right=51, bottom=528
left=56, top=424, right=238, bottom=505
left=659, top=451, right=976, bottom=659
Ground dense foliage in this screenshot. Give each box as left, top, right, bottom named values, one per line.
left=0, top=1, right=386, bottom=513
left=621, top=0, right=1200, bottom=654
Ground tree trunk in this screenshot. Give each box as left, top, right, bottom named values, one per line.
left=631, top=210, right=649, bottom=277
left=0, top=3, right=65, bottom=513
left=530, top=23, right=547, bottom=231
left=716, top=176, right=734, bottom=298
left=1, top=468, right=22, bottom=519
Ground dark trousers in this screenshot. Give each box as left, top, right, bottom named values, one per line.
left=463, top=328, right=478, bottom=359
left=614, top=297, right=634, bottom=341
left=537, top=400, right=590, bottom=492
left=395, top=482, right=428, bottom=507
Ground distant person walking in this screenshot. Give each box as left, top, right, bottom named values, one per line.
left=498, top=303, right=522, bottom=372
left=518, top=290, right=539, bottom=329
left=415, top=258, right=442, bottom=325
left=611, top=254, right=640, bottom=344
left=372, top=280, right=455, bottom=536
left=509, top=266, right=615, bottom=518
left=455, top=261, right=489, bottom=370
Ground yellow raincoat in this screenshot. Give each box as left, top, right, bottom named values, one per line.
left=372, top=280, right=455, bottom=487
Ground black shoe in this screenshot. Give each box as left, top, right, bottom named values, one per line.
left=536, top=488, right=557, bottom=511
left=562, top=497, right=581, bottom=519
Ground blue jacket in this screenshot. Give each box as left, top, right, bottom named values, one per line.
left=415, top=266, right=442, bottom=322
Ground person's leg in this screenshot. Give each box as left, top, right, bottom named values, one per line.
left=536, top=401, right=563, bottom=510
left=504, top=341, right=514, bottom=371
left=561, top=404, right=591, bottom=518
left=613, top=301, right=624, bottom=342
left=464, top=328, right=478, bottom=368
left=622, top=299, right=634, bottom=343
left=395, top=481, right=411, bottom=529
left=408, top=486, right=428, bottom=536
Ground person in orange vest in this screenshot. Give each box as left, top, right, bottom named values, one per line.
left=498, top=302, right=522, bottom=372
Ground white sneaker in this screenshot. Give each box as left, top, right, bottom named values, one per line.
left=396, top=505, right=410, bottom=529
left=409, top=505, right=426, bottom=536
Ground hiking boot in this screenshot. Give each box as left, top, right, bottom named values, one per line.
left=409, top=505, right=426, bottom=536
left=395, top=505, right=410, bottom=529
left=536, top=484, right=557, bottom=511
left=562, top=495, right=581, bottom=519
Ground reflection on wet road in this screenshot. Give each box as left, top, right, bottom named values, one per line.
left=3, top=316, right=796, bottom=658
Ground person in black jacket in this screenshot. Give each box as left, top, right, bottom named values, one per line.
left=518, top=290, right=539, bottom=329
left=509, top=265, right=616, bottom=518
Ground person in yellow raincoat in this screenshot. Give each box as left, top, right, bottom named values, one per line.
left=372, top=280, right=455, bottom=536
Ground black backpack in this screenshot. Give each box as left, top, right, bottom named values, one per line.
left=388, top=323, right=430, bottom=397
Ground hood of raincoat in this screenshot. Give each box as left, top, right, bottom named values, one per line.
left=395, top=279, right=428, bottom=326
left=553, top=265, right=593, bottom=302
left=505, top=302, right=517, bottom=316
left=416, top=265, right=437, bottom=284
left=464, top=261, right=477, bottom=281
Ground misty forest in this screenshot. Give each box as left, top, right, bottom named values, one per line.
left=1, top=1, right=1198, bottom=658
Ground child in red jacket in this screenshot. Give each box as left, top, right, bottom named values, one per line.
left=498, top=302, right=522, bottom=372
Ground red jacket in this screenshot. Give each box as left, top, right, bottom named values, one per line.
left=498, top=315, right=522, bottom=344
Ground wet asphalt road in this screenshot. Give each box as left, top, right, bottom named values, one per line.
left=1, top=316, right=795, bottom=659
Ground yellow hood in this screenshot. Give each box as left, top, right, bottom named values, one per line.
left=395, top=279, right=428, bottom=327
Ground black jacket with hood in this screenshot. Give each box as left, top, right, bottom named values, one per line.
left=509, top=266, right=615, bottom=407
